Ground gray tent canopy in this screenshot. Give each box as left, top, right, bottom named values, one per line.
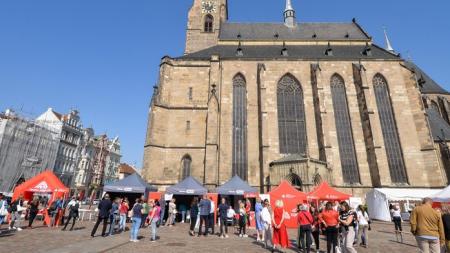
left=104, top=173, right=157, bottom=195
left=166, top=176, right=207, bottom=195
left=215, top=175, right=258, bottom=195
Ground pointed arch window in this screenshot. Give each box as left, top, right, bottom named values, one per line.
left=373, top=74, right=408, bottom=183
left=330, top=74, right=360, bottom=184
left=204, top=15, right=214, bottom=33
left=232, top=74, right=248, bottom=180
left=181, top=155, right=192, bottom=180
left=277, top=74, right=307, bottom=155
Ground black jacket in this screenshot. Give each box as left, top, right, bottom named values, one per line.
left=98, top=199, right=112, bottom=218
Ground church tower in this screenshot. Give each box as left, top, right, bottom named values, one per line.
left=284, top=0, right=296, bottom=27
left=185, top=0, right=228, bottom=54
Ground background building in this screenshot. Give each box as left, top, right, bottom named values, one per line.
left=142, top=0, right=450, bottom=197
left=0, top=109, right=59, bottom=193
left=118, top=163, right=139, bottom=180
left=103, top=137, right=121, bottom=185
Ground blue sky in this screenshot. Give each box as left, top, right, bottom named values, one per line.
left=0, top=0, right=449, bottom=167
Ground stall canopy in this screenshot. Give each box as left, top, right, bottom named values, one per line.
left=269, top=180, right=308, bottom=228
left=166, top=176, right=207, bottom=196
left=308, top=182, right=351, bottom=201
left=366, top=188, right=442, bottom=221
left=431, top=185, right=450, bottom=203
left=215, top=175, right=258, bottom=195
left=12, top=170, right=69, bottom=201
left=104, top=173, right=157, bottom=195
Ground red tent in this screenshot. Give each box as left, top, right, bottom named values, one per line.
left=269, top=180, right=308, bottom=228
left=307, top=182, right=351, bottom=201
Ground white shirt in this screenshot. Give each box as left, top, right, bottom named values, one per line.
left=227, top=208, right=236, bottom=218
left=357, top=210, right=369, bottom=225
left=391, top=209, right=401, bottom=217
left=261, top=207, right=272, bottom=225
left=210, top=201, right=215, bottom=214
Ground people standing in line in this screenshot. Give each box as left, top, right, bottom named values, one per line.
left=62, top=197, right=80, bottom=231
left=27, top=197, right=40, bottom=229
left=198, top=195, right=211, bottom=237
left=319, top=202, right=340, bottom=253
left=238, top=202, right=247, bottom=238
left=189, top=198, right=199, bottom=236
left=166, top=198, right=176, bottom=227
left=255, top=197, right=264, bottom=242
left=130, top=198, right=143, bottom=242
left=0, top=193, right=8, bottom=234
left=297, top=204, right=314, bottom=253
left=179, top=203, right=187, bottom=223
left=209, top=197, right=215, bottom=235
left=91, top=194, right=113, bottom=237
left=357, top=205, right=370, bottom=248
left=141, top=198, right=150, bottom=228
left=410, top=198, right=445, bottom=253
left=108, top=198, right=119, bottom=235
left=9, top=194, right=25, bottom=231
left=272, top=200, right=290, bottom=251
left=441, top=205, right=450, bottom=252
left=217, top=197, right=229, bottom=238
left=339, top=201, right=357, bottom=253
left=310, top=205, right=321, bottom=253
left=148, top=200, right=161, bottom=242
left=391, top=204, right=403, bottom=233
left=261, top=199, right=273, bottom=249
left=119, top=198, right=129, bottom=232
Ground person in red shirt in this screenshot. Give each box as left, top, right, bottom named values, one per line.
left=297, top=204, right=314, bottom=253
left=319, top=202, right=340, bottom=253
left=118, top=198, right=129, bottom=232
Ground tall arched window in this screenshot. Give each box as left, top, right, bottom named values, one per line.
left=232, top=74, right=248, bottom=180
left=330, top=74, right=360, bottom=184
left=277, top=74, right=307, bottom=154
left=204, top=15, right=214, bottom=33
left=181, top=155, right=192, bottom=180
left=373, top=74, right=408, bottom=183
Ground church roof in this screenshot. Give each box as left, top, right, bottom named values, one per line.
left=403, top=61, right=450, bottom=95
left=219, top=22, right=370, bottom=41
left=179, top=44, right=399, bottom=61
left=427, top=108, right=450, bottom=142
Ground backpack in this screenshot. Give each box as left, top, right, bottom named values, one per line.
left=48, top=201, right=57, bottom=212
left=71, top=203, right=80, bottom=213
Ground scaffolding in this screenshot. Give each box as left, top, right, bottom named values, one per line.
left=0, top=111, right=60, bottom=193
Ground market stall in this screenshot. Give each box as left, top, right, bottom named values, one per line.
left=366, top=188, right=442, bottom=221
left=307, top=182, right=351, bottom=202
left=103, top=173, right=157, bottom=206
left=269, top=180, right=307, bottom=228
left=12, top=170, right=69, bottom=226
left=430, top=185, right=450, bottom=203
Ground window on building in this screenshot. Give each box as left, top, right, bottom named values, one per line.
left=373, top=74, right=408, bottom=183
left=431, top=100, right=440, bottom=113
left=204, top=15, right=214, bottom=33
left=232, top=74, right=248, bottom=180
left=330, top=74, right=360, bottom=184
left=277, top=74, right=307, bottom=155
left=186, top=121, right=191, bottom=130
left=188, top=87, right=193, bottom=101
left=181, top=155, right=192, bottom=180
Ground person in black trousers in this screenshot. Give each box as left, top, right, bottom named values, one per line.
left=198, top=195, right=211, bottom=237
left=28, top=197, right=40, bottom=228
left=62, top=197, right=80, bottom=231
left=189, top=197, right=199, bottom=236
left=91, top=194, right=112, bottom=237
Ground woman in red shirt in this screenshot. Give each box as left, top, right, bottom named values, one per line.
left=297, top=204, right=314, bottom=253
left=319, top=202, right=340, bottom=253
left=272, top=200, right=290, bottom=251
left=118, top=198, right=129, bottom=232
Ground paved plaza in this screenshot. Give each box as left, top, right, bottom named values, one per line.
left=0, top=220, right=418, bottom=253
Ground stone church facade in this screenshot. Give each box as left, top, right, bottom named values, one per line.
left=142, top=0, right=450, bottom=197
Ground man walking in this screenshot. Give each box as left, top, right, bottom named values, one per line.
left=91, top=194, right=113, bottom=237
left=410, top=197, right=445, bottom=253
left=209, top=197, right=215, bottom=235
left=198, top=195, right=211, bottom=237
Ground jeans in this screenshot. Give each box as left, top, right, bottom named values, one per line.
left=10, top=212, right=22, bottom=228
left=393, top=216, right=402, bottom=231
left=150, top=218, right=159, bottom=241
left=108, top=214, right=116, bottom=235
left=0, top=215, right=5, bottom=226
left=325, top=226, right=338, bottom=253
left=358, top=224, right=369, bottom=246
left=416, top=237, right=440, bottom=253
left=343, top=227, right=357, bottom=253
left=119, top=213, right=127, bottom=231
left=209, top=213, right=215, bottom=234
left=312, top=230, right=320, bottom=250
left=91, top=216, right=108, bottom=237
left=50, top=210, right=59, bottom=227
left=130, top=217, right=141, bottom=240
left=199, top=215, right=209, bottom=236
left=219, top=217, right=228, bottom=235
left=298, top=225, right=312, bottom=253
left=190, top=216, right=197, bottom=231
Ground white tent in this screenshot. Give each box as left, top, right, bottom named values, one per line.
left=366, top=188, right=442, bottom=221
left=431, top=185, right=450, bottom=202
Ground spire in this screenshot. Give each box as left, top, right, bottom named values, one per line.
left=284, top=0, right=296, bottom=28
left=383, top=27, right=395, bottom=53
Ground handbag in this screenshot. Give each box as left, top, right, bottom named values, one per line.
left=0, top=202, right=8, bottom=216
